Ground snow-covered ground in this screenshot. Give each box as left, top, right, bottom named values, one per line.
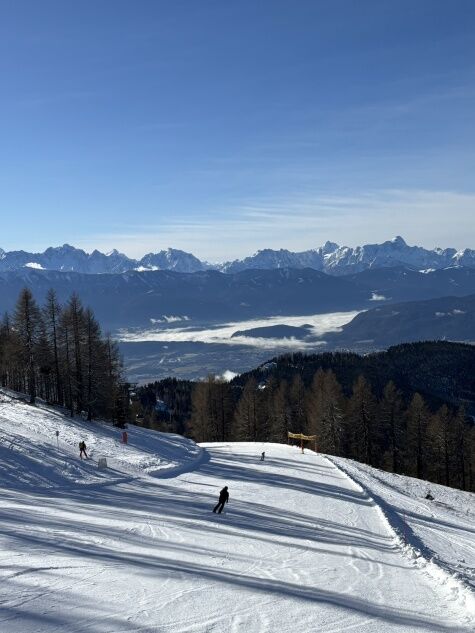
left=331, top=456, right=475, bottom=590
left=0, top=391, right=473, bottom=632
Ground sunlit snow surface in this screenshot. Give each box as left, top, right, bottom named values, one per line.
left=0, top=391, right=473, bottom=632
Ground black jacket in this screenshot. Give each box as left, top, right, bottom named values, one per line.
left=219, top=488, right=229, bottom=503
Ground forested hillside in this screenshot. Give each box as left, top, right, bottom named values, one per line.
left=134, top=342, right=475, bottom=492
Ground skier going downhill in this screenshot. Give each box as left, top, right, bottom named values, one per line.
left=213, top=486, right=229, bottom=514
left=79, top=440, right=88, bottom=460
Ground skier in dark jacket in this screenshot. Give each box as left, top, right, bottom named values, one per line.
left=79, top=441, right=88, bottom=460
left=213, top=486, right=229, bottom=513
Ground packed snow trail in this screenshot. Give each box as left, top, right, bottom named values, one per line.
left=0, top=396, right=473, bottom=632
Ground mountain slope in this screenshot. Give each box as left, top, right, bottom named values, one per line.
left=234, top=341, right=475, bottom=413
left=0, top=267, right=371, bottom=329
left=335, top=294, right=475, bottom=347
left=0, top=391, right=473, bottom=632
left=347, top=265, right=475, bottom=302
left=2, top=265, right=475, bottom=332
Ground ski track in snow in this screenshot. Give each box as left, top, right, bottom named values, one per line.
left=0, top=391, right=474, bottom=632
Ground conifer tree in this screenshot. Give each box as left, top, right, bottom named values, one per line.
left=189, top=380, right=210, bottom=442
left=84, top=308, right=102, bottom=421
left=67, top=294, right=85, bottom=414
left=43, top=289, right=62, bottom=404
left=289, top=374, right=307, bottom=433
left=13, top=288, right=41, bottom=403
left=346, top=375, right=377, bottom=464
left=306, top=368, right=325, bottom=436
left=59, top=305, right=75, bottom=416
left=233, top=378, right=260, bottom=441
left=268, top=379, right=288, bottom=442
left=405, top=393, right=430, bottom=480
left=307, top=369, right=345, bottom=454
left=321, top=370, right=345, bottom=455
left=379, top=381, right=404, bottom=473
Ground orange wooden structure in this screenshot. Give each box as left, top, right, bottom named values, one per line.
left=287, top=432, right=317, bottom=453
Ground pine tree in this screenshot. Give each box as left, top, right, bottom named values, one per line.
left=233, top=378, right=260, bottom=441
left=13, top=288, right=41, bottom=403
left=321, top=370, right=345, bottom=455
left=427, top=411, right=444, bottom=484
left=104, top=334, right=123, bottom=423
left=59, top=306, right=75, bottom=416
left=307, top=369, right=345, bottom=454
left=451, top=406, right=469, bottom=490
left=189, top=376, right=225, bottom=442
left=268, top=379, right=288, bottom=442
left=306, top=368, right=325, bottom=436
left=84, top=308, right=102, bottom=421
left=68, top=294, right=85, bottom=414
left=289, top=374, right=307, bottom=433
left=35, top=319, right=54, bottom=403
left=43, top=289, right=63, bottom=404
left=379, top=381, right=404, bottom=473
left=346, top=375, right=377, bottom=464
left=405, top=393, right=430, bottom=480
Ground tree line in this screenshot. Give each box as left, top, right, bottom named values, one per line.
left=0, top=288, right=128, bottom=424
left=135, top=356, right=475, bottom=492
left=189, top=372, right=474, bottom=491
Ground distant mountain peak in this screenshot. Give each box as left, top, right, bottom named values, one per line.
left=0, top=238, right=474, bottom=276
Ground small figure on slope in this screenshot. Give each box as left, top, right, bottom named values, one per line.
left=79, top=440, right=88, bottom=460
left=213, top=486, right=229, bottom=514
left=260, top=451, right=265, bottom=461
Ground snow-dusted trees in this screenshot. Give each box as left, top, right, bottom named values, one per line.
left=0, top=287, right=126, bottom=423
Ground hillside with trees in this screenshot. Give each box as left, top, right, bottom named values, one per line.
left=134, top=342, right=475, bottom=492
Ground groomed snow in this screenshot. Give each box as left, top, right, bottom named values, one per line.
left=0, top=391, right=473, bottom=632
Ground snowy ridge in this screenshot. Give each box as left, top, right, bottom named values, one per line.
left=329, top=456, right=475, bottom=619
left=1, top=236, right=475, bottom=275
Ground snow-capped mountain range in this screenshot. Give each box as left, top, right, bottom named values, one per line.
left=0, top=236, right=474, bottom=275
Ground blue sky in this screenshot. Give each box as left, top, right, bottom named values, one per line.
left=1, top=0, right=474, bottom=260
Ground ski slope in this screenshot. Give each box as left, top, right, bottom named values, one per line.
left=0, top=392, right=474, bottom=632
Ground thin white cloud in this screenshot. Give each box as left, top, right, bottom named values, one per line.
left=77, top=189, right=475, bottom=261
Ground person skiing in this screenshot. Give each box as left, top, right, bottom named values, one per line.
left=79, top=440, right=88, bottom=460
left=260, top=451, right=265, bottom=461
left=213, top=486, right=229, bottom=514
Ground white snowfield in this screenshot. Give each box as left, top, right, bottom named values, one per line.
left=0, top=391, right=474, bottom=632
